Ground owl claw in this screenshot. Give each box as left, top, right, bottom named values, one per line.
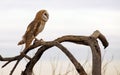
left=35, top=38, right=39, bottom=42
left=40, top=39, right=44, bottom=42
left=33, top=38, right=39, bottom=44
left=40, top=39, right=46, bottom=45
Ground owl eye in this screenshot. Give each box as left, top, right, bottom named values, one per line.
left=44, top=13, right=49, bottom=18
left=44, top=13, right=47, bottom=16
left=42, top=12, right=49, bottom=22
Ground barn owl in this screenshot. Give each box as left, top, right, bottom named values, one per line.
left=18, top=10, right=49, bottom=50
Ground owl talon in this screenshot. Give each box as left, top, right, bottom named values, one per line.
left=40, top=39, right=46, bottom=45
left=35, top=38, right=39, bottom=42
left=33, top=38, right=39, bottom=44
left=40, top=39, right=43, bottom=42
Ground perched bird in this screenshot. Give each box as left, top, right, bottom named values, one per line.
left=18, top=10, right=49, bottom=50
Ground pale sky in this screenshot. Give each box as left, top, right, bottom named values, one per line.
left=0, top=0, right=120, bottom=66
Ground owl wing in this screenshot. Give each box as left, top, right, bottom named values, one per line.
left=23, top=21, right=41, bottom=49
left=18, top=21, right=37, bottom=45
left=25, top=21, right=37, bottom=34
left=23, top=21, right=40, bottom=38
left=33, top=22, right=41, bottom=36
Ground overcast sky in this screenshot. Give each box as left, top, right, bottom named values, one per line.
left=0, top=0, right=120, bottom=10
left=0, top=0, right=120, bottom=62
left=0, top=0, right=120, bottom=75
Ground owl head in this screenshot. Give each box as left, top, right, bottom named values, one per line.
left=35, top=9, right=49, bottom=22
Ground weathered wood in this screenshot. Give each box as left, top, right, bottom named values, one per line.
left=91, top=30, right=109, bottom=48
left=88, top=37, right=101, bottom=75
left=22, top=41, right=87, bottom=75
left=0, top=30, right=109, bottom=75
left=55, top=42, right=87, bottom=75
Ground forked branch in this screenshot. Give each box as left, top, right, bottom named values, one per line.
left=0, top=30, right=109, bottom=75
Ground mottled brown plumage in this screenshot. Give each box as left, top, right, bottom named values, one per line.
left=18, top=10, right=49, bottom=49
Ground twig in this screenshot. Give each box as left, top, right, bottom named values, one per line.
left=10, top=60, right=20, bottom=75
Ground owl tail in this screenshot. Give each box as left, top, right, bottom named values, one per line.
left=18, top=40, right=25, bottom=45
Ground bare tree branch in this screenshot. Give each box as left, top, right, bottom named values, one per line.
left=54, top=42, right=87, bottom=75
left=0, top=30, right=109, bottom=75
left=90, top=30, right=109, bottom=48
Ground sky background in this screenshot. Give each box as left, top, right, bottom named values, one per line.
left=0, top=0, right=120, bottom=74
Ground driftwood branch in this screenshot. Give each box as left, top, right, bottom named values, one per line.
left=22, top=41, right=87, bottom=75
left=0, top=30, right=109, bottom=75
left=91, top=30, right=109, bottom=48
